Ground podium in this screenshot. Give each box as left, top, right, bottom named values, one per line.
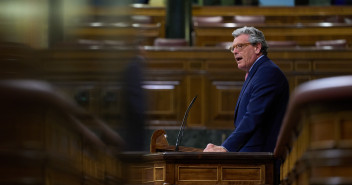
left=123, top=130, right=276, bottom=185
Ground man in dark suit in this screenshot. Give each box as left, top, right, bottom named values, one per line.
left=204, top=26, right=289, bottom=152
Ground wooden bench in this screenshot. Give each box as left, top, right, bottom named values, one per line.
left=274, top=75, right=352, bottom=185
left=0, top=80, right=124, bottom=185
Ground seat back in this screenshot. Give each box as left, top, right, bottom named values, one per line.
left=153, top=38, right=188, bottom=46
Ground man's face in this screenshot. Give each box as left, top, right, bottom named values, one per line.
left=232, top=34, right=260, bottom=72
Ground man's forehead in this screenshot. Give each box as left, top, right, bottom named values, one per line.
left=233, top=34, right=249, bottom=43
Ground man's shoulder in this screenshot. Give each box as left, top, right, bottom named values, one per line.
left=257, top=56, right=284, bottom=73
left=254, top=61, right=288, bottom=84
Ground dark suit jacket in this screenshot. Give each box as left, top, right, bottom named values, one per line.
left=222, top=55, right=289, bottom=152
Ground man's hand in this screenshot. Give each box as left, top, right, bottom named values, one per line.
left=203, top=143, right=228, bottom=152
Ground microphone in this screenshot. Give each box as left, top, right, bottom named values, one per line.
left=175, top=95, right=197, bottom=152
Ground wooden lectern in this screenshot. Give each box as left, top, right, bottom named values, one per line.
left=127, top=129, right=276, bottom=185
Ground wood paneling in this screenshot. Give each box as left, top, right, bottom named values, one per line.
left=78, top=5, right=352, bottom=17
left=193, top=23, right=352, bottom=46
left=123, top=152, right=274, bottom=185
left=4, top=44, right=349, bottom=130
left=178, top=166, right=218, bottom=181
left=68, top=6, right=352, bottom=48
left=67, top=23, right=161, bottom=46
left=0, top=80, right=124, bottom=185
left=142, top=47, right=352, bottom=128
left=35, top=47, right=352, bottom=129
left=274, top=76, right=352, bottom=185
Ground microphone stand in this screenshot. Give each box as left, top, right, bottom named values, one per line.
left=175, top=95, right=197, bottom=152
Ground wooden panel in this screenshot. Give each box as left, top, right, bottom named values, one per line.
left=100, top=85, right=123, bottom=117
left=143, top=80, right=184, bottom=125
left=105, top=154, right=121, bottom=183
left=60, top=83, right=99, bottom=113
left=154, top=167, right=164, bottom=181
left=337, top=111, right=352, bottom=148
left=311, top=166, right=352, bottom=178
left=187, top=75, right=204, bottom=127
left=275, top=60, right=294, bottom=72
left=221, top=166, right=264, bottom=182
left=218, top=89, right=237, bottom=114
left=309, top=112, right=352, bottom=150
left=313, top=60, right=352, bottom=72
left=189, top=61, right=203, bottom=70
left=125, top=165, right=145, bottom=184
left=310, top=117, right=336, bottom=149
left=341, top=117, right=352, bottom=140
left=143, top=167, right=154, bottom=183
left=177, top=166, right=218, bottom=181
left=295, top=60, right=311, bottom=72
left=146, top=60, right=185, bottom=69
left=45, top=168, right=82, bottom=185
left=146, top=89, right=175, bottom=114
left=206, top=60, right=237, bottom=71
left=208, top=81, right=241, bottom=128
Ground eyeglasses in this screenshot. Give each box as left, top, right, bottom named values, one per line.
left=229, top=42, right=253, bottom=53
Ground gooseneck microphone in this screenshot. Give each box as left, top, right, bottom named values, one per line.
left=175, top=95, right=197, bottom=152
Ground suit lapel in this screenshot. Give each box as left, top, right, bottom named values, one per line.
left=233, top=56, right=268, bottom=123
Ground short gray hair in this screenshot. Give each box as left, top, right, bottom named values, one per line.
left=232, top=26, right=268, bottom=55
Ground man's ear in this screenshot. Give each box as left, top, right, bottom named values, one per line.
left=255, top=43, right=262, bottom=54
